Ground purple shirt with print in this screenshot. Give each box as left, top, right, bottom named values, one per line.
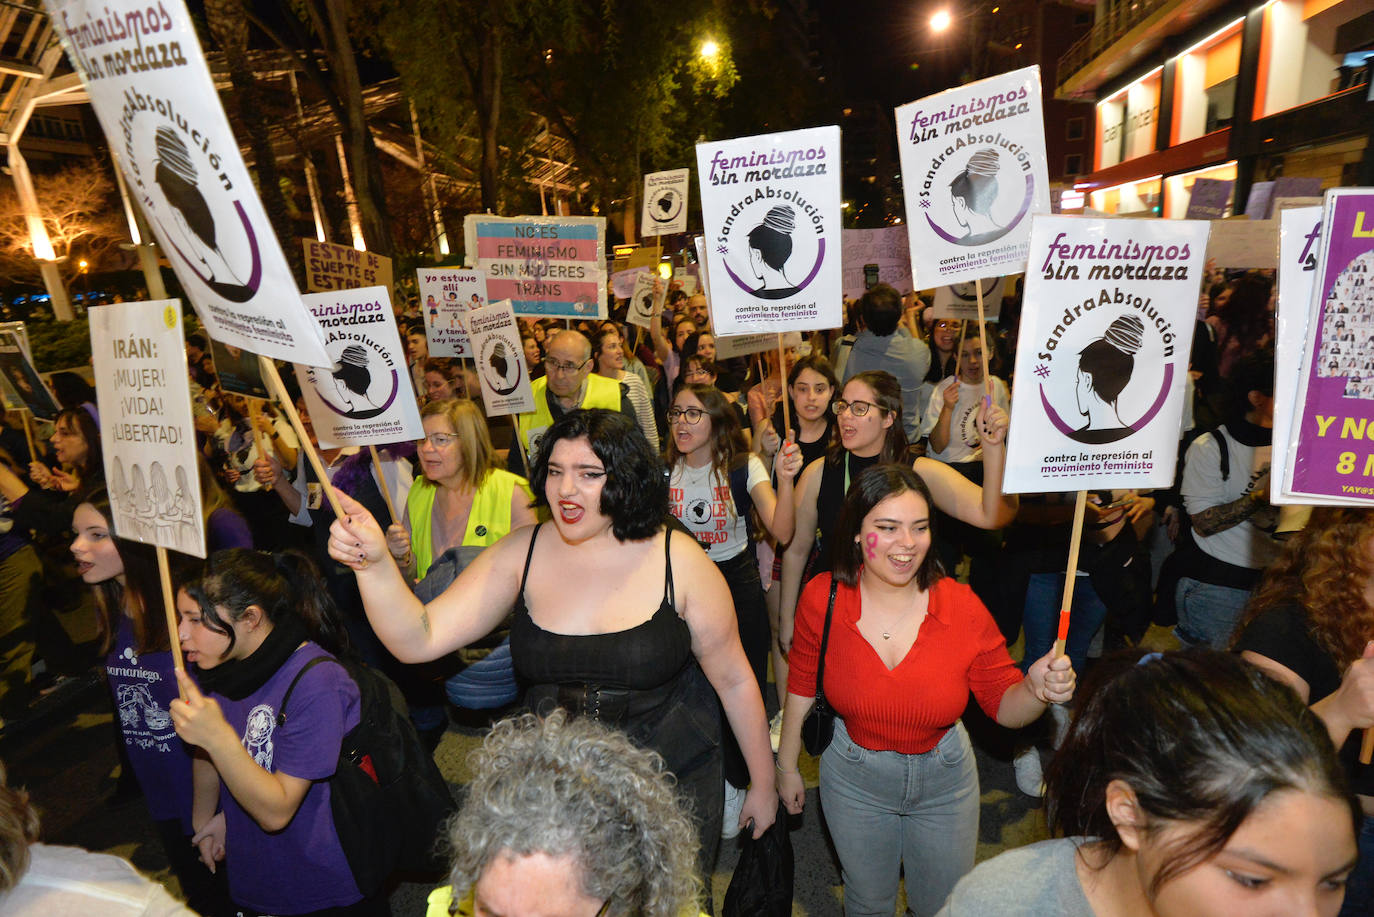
left=213, top=643, right=362, bottom=913
left=105, top=617, right=195, bottom=831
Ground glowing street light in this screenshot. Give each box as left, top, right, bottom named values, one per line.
left=700, top=39, right=720, bottom=60
left=929, top=9, right=952, bottom=32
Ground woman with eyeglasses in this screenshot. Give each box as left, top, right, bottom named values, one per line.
left=386, top=398, right=537, bottom=582
left=665, top=383, right=802, bottom=836
left=593, top=329, right=658, bottom=452
left=778, top=370, right=1017, bottom=658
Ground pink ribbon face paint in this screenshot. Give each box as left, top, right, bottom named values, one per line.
left=864, top=532, right=879, bottom=560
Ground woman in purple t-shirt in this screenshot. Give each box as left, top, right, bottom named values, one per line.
left=72, top=490, right=234, bottom=916
left=169, top=550, right=375, bottom=917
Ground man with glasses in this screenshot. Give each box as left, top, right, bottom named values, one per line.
left=842, top=284, right=931, bottom=443
left=510, top=330, right=638, bottom=475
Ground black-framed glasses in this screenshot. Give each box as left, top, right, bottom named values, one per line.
left=832, top=399, right=877, bottom=417
left=667, top=407, right=704, bottom=425
left=545, top=356, right=590, bottom=374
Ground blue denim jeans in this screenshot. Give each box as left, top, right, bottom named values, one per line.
left=1174, top=577, right=1251, bottom=649
left=820, top=719, right=979, bottom=917
left=1021, top=572, right=1107, bottom=678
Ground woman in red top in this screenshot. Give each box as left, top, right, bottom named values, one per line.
left=776, top=463, right=1076, bottom=917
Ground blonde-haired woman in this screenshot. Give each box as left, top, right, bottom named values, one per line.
left=388, top=398, right=538, bottom=580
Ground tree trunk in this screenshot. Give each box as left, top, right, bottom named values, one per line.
left=203, top=0, right=304, bottom=283
left=321, top=0, right=395, bottom=257
left=475, top=12, right=502, bottom=214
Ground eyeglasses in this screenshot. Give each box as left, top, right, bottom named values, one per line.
left=683, top=366, right=711, bottom=379
left=832, top=399, right=878, bottom=417
left=545, top=356, right=590, bottom=374
left=667, top=407, right=704, bottom=425
left=419, top=432, right=458, bottom=448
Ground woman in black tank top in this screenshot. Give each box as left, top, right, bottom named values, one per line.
left=329, top=409, right=778, bottom=883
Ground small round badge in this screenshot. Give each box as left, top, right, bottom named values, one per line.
left=475, top=525, right=487, bottom=537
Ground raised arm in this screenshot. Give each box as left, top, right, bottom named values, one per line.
left=750, top=443, right=802, bottom=545
left=327, top=489, right=525, bottom=662
left=913, top=400, right=1016, bottom=529
left=777, top=458, right=823, bottom=654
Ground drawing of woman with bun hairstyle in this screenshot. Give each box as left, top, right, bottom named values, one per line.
left=747, top=204, right=801, bottom=299
left=948, top=148, right=1005, bottom=246
left=153, top=126, right=246, bottom=288
left=1072, top=314, right=1145, bottom=444
left=329, top=344, right=379, bottom=414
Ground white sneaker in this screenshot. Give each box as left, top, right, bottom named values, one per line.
left=722, top=782, right=745, bottom=839
left=1013, top=746, right=1045, bottom=798
left=769, top=711, right=783, bottom=753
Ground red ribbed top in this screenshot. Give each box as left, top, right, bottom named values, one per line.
left=789, top=573, right=1023, bottom=754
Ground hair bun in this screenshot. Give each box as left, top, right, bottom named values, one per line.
left=761, top=205, right=796, bottom=235
left=966, top=149, right=1000, bottom=177
left=1103, top=315, right=1145, bottom=355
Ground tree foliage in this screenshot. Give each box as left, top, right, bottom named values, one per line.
left=0, top=160, right=128, bottom=287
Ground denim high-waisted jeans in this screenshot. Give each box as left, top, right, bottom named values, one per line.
left=820, top=719, right=980, bottom=917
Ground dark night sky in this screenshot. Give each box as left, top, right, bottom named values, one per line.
left=817, top=0, right=970, bottom=112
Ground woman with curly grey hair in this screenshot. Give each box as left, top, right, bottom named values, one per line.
left=431, top=711, right=700, bottom=917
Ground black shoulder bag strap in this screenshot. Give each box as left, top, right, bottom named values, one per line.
left=815, top=578, right=839, bottom=707
left=276, top=656, right=340, bottom=727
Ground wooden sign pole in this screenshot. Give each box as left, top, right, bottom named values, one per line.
left=974, top=281, right=993, bottom=400
left=368, top=443, right=400, bottom=525
left=776, top=336, right=791, bottom=437
left=257, top=355, right=346, bottom=521
left=1053, top=491, right=1089, bottom=658
left=157, top=546, right=187, bottom=698
left=20, top=410, right=37, bottom=463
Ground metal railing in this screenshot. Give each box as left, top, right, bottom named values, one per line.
left=1057, top=0, right=1176, bottom=93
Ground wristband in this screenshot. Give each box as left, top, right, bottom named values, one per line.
left=774, top=762, right=800, bottom=775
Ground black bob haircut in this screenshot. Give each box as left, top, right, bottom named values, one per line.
left=528, top=409, right=668, bottom=542
left=831, top=463, right=943, bottom=590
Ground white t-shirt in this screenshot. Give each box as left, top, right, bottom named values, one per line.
left=669, top=455, right=769, bottom=562
left=1182, top=427, right=1280, bottom=570
left=919, top=376, right=1010, bottom=463
left=0, top=843, right=196, bottom=916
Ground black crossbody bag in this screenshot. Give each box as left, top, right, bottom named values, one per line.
left=801, top=579, right=839, bottom=755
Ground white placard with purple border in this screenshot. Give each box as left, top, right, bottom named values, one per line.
left=1003, top=215, right=1208, bottom=492
left=695, top=126, right=843, bottom=335
left=467, top=299, right=535, bottom=418
left=292, top=286, right=424, bottom=449
left=895, top=66, right=1050, bottom=288
left=46, top=0, right=329, bottom=367
left=417, top=268, right=486, bottom=357
left=90, top=299, right=206, bottom=557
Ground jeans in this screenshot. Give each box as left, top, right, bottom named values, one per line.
left=1174, top=577, right=1251, bottom=649
left=1021, top=572, right=1107, bottom=677
left=821, top=719, right=979, bottom=917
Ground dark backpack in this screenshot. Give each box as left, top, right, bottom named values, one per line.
left=278, top=656, right=456, bottom=896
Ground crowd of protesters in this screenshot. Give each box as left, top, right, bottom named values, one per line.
left=0, top=262, right=1367, bottom=917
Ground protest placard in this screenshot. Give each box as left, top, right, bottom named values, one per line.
left=1003, top=215, right=1209, bottom=492
left=1184, top=178, right=1234, bottom=219
left=303, top=239, right=394, bottom=293
left=90, top=300, right=205, bottom=557
left=695, top=126, right=843, bottom=335
left=627, top=271, right=662, bottom=329
left=1283, top=190, right=1374, bottom=503
left=674, top=267, right=699, bottom=297
left=1273, top=206, right=1340, bottom=505
left=841, top=227, right=913, bottom=299
left=611, top=266, right=651, bottom=300
left=895, top=66, right=1050, bottom=288
left=467, top=300, right=535, bottom=417
left=208, top=338, right=269, bottom=399
left=714, top=331, right=803, bottom=359
left=416, top=268, right=485, bottom=357
left=931, top=277, right=1006, bottom=321
left=0, top=329, right=59, bottom=420
left=1205, top=219, right=1279, bottom=270
left=47, top=0, right=329, bottom=367
left=641, top=169, right=690, bottom=237
left=465, top=214, right=606, bottom=319
left=292, top=286, right=424, bottom=449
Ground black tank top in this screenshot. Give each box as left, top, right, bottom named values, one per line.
left=810, top=451, right=880, bottom=579
left=510, top=524, right=693, bottom=693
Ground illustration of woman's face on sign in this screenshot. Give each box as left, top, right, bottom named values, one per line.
left=1070, top=314, right=1146, bottom=442
left=948, top=149, right=1003, bottom=237
left=748, top=204, right=798, bottom=293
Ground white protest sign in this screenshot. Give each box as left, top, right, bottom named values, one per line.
left=90, top=299, right=205, bottom=557
left=1003, top=215, right=1209, bottom=492
left=931, top=277, right=1007, bottom=321
left=842, top=226, right=913, bottom=299
left=1273, top=207, right=1334, bottom=504
left=47, top=0, right=329, bottom=367
left=1205, top=219, right=1278, bottom=270
left=465, top=214, right=607, bottom=319
left=674, top=268, right=699, bottom=297
left=641, top=169, right=690, bottom=237
left=627, top=271, right=662, bottom=329
left=467, top=299, right=535, bottom=417
left=417, top=269, right=486, bottom=357
left=292, top=286, right=424, bottom=449
left=714, top=331, right=804, bottom=359
left=895, top=66, right=1050, bottom=288
left=696, top=125, right=843, bottom=335
left=692, top=237, right=712, bottom=302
